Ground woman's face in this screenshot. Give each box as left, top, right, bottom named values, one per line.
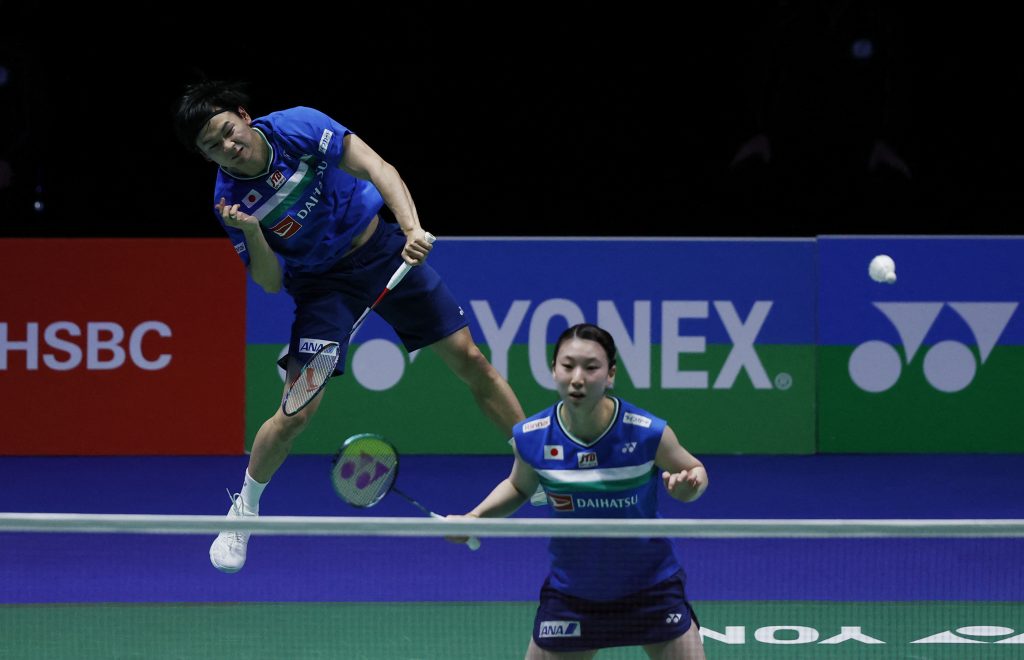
left=552, top=337, right=615, bottom=409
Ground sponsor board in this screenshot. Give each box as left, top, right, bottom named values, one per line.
left=0, top=239, right=246, bottom=454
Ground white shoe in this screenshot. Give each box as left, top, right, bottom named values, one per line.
left=530, top=485, right=548, bottom=506
left=209, top=491, right=257, bottom=573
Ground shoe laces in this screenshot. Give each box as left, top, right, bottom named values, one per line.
left=225, top=488, right=248, bottom=545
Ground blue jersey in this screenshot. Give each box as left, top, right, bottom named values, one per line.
left=212, top=107, right=384, bottom=276
left=514, top=397, right=682, bottom=601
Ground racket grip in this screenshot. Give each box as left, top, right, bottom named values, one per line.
left=386, top=263, right=413, bottom=290
left=432, top=512, right=480, bottom=551
left=386, top=232, right=437, bottom=289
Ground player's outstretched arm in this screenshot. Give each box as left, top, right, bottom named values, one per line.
left=338, top=133, right=430, bottom=265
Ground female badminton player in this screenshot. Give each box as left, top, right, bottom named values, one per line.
left=449, top=323, right=708, bottom=659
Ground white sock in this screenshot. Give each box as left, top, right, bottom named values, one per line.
left=240, top=470, right=268, bottom=513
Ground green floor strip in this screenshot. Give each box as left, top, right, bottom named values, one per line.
left=1, top=601, right=1021, bottom=659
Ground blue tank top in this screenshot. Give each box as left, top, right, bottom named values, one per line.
left=212, top=106, right=384, bottom=275
left=514, top=397, right=682, bottom=600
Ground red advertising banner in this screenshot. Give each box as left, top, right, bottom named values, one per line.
left=0, top=239, right=246, bottom=454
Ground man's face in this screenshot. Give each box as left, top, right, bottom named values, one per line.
left=195, top=108, right=261, bottom=174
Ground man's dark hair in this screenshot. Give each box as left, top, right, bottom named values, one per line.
left=173, top=80, right=252, bottom=151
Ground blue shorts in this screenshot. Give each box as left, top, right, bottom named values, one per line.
left=278, top=220, right=468, bottom=375
left=532, top=570, right=697, bottom=652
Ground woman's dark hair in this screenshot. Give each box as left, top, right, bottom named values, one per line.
left=172, top=80, right=251, bottom=151
left=551, top=323, right=617, bottom=368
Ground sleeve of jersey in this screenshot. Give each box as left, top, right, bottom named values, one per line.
left=511, top=420, right=535, bottom=467
left=272, top=107, right=350, bottom=168
left=622, top=403, right=667, bottom=463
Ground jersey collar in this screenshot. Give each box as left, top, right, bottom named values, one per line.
left=555, top=396, right=619, bottom=448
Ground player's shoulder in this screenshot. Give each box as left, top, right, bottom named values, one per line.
left=614, top=398, right=666, bottom=432
left=514, top=406, right=557, bottom=437
left=213, top=169, right=245, bottom=196
left=258, top=106, right=335, bottom=130
left=256, top=107, right=348, bottom=156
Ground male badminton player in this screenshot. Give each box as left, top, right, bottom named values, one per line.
left=450, top=323, right=708, bottom=657
left=173, top=80, right=525, bottom=573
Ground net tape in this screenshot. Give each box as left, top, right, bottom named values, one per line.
left=2, top=514, right=1023, bottom=538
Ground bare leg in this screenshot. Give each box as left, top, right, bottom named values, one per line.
left=431, top=326, right=525, bottom=436
left=247, top=362, right=327, bottom=482
left=643, top=625, right=705, bottom=660
left=525, top=639, right=597, bottom=660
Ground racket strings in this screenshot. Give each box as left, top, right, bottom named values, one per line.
left=283, top=346, right=338, bottom=414
left=331, top=436, right=398, bottom=507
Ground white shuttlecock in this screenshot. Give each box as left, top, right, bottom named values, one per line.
left=869, top=254, right=897, bottom=284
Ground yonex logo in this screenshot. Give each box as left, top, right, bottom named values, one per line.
left=696, top=623, right=1024, bottom=646
left=849, top=302, right=1017, bottom=393
left=912, top=626, right=1024, bottom=644
left=470, top=299, right=776, bottom=391
left=336, top=451, right=389, bottom=490
left=621, top=442, right=637, bottom=453
left=666, top=613, right=682, bottom=624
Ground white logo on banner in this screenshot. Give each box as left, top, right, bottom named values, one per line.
left=697, top=623, right=1022, bottom=646
left=0, top=321, right=172, bottom=371
left=848, top=302, right=1017, bottom=393
left=469, top=298, right=786, bottom=392
left=270, top=298, right=795, bottom=394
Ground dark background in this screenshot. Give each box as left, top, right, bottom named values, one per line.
left=0, top=2, right=1018, bottom=239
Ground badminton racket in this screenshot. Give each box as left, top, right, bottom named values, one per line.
left=281, top=232, right=436, bottom=417
left=346, top=232, right=436, bottom=344
left=330, top=432, right=480, bottom=550
left=281, top=340, right=340, bottom=417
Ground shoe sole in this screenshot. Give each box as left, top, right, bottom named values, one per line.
left=210, top=556, right=243, bottom=573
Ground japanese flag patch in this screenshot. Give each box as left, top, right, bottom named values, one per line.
left=544, top=445, right=564, bottom=460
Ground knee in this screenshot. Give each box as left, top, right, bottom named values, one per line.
left=452, top=343, right=495, bottom=381
left=273, top=406, right=315, bottom=439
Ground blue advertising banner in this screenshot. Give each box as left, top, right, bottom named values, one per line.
left=818, top=236, right=1024, bottom=452
left=244, top=236, right=818, bottom=454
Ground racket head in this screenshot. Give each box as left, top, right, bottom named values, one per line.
left=281, top=342, right=340, bottom=417
left=330, top=433, right=400, bottom=508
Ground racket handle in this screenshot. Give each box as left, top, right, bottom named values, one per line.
left=385, top=232, right=437, bottom=290
left=386, top=263, right=413, bottom=290
left=431, top=512, right=480, bottom=551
